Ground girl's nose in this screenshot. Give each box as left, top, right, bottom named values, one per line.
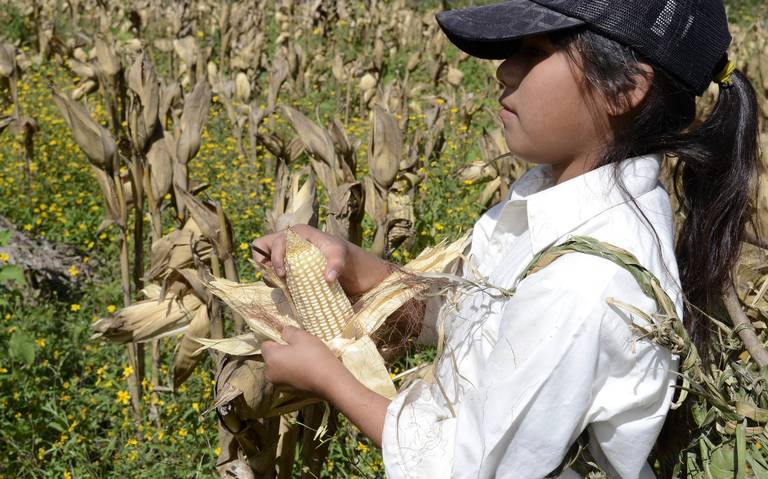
left=496, top=58, right=520, bottom=90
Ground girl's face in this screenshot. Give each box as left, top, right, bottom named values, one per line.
left=496, top=34, right=612, bottom=182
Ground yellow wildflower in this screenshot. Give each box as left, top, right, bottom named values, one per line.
left=36, top=338, right=46, bottom=348
left=116, top=390, right=131, bottom=405
left=70, top=304, right=81, bottom=312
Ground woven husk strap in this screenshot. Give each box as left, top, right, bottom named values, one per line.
left=511, top=236, right=699, bottom=477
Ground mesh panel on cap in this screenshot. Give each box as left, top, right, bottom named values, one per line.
left=532, top=0, right=731, bottom=95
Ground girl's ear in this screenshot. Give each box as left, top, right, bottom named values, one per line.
left=608, top=62, right=655, bottom=117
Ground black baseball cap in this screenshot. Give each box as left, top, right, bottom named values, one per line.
left=435, top=0, right=732, bottom=96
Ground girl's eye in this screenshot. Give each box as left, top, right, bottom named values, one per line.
left=524, top=46, right=546, bottom=58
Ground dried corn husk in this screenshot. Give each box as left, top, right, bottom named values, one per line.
left=369, top=105, right=401, bottom=189
left=145, top=219, right=213, bottom=281
left=176, top=81, right=211, bottom=165
left=91, top=287, right=203, bottom=343
left=268, top=167, right=317, bottom=232
left=52, top=90, right=117, bottom=172
left=235, top=72, right=251, bottom=102
left=196, top=229, right=471, bottom=406
left=0, top=43, right=15, bottom=77
left=446, top=67, right=464, bottom=87
left=127, top=53, right=161, bottom=154
left=173, top=305, right=211, bottom=388
left=280, top=105, right=337, bottom=187
left=146, top=136, right=173, bottom=204
left=94, top=36, right=121, bottom=77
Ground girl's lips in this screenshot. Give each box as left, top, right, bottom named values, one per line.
left=499, top=107, right=517, bottom=121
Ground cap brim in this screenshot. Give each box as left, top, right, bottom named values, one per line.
left=435, top=0, right=585, bottom=59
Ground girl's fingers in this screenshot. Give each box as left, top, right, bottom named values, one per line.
left=252, top=225, right=348, bottom=281
left=261, top=339, right=279, bottom=358
left=324, top=244, right=346, bottom=282
left=251, top=233, right=275, bottom=263
left=251, top=244, right=271, bottom=265
left=270, top=232, right=287, bottom=277
left=293, top=225, right=347, bottom=283
left=281, top=325, right=301, bottom=342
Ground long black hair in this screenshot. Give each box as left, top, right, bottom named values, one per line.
left=547, top=27, right=762, bottom=474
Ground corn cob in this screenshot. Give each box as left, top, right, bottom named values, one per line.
left=283, top=228, right=353, bottom=341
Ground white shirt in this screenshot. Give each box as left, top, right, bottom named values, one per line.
left=381, top=153, right=683, bottom=479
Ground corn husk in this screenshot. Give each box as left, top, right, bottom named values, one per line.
left=173, top=305, right=211, bottom=388
left=94, top=36, right=121, bottom=77
left=196, top=230, right=471, bottom=407
left=0, top=43, right=15, bottom=77
left=368, top=105, right=401, bottom=189
left=91, top=287, right=203, bottom=343
left=52, top=90, right=117, bottom=172
left=127, top=53, right=161, bottom=154
left=176, top=81, right=211, bottom=165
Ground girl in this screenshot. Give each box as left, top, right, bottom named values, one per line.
left=252, top=0, right=761, bottom=476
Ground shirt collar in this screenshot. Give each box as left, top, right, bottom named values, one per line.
left=502, top=153, right=663, bottom=254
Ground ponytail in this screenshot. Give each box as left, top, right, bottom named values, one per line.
left=671, top=69, right=761, bottom=347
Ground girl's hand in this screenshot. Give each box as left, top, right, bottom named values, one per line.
left=262, top=325, right=391, bottom=448
left=261, top=325, right=347, bottom=396
left=251, top=224, right=391, bottom=296
left=251, top=224, right=347, bottom=281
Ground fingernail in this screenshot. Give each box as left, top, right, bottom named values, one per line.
left=275, top=266, right=284, bottom=276
left=326, top=269, right=338, bottom=282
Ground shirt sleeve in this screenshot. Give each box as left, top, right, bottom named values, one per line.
left=381, top=253, right=676, bottom=479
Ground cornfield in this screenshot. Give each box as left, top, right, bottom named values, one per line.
left=0, top=0, right=767, bottom=477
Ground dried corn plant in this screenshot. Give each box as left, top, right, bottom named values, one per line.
left=0, top=42, right=37, bottom=190
left=52, top=86, right=153, bottom=427
left=364, top=105, right=418, bottom=256
left=280, top=105, right=365, bottom=244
